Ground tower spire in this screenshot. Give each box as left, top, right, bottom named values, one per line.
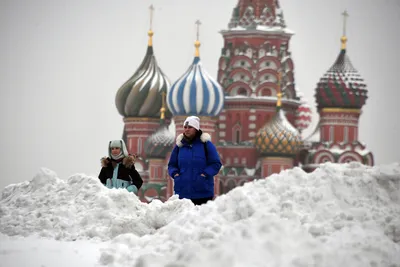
left=195, top=20, right=201, bottom=57
left=148, top=5, right=154, bottom=47
left=341, top=10, right=349, bottom=50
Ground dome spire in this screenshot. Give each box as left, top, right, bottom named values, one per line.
left=115, top=5, right=171, bottom=119
left=148, top=5, right=154, bottom=47
left=167, top=18, right=224, bottom=117
left=276, top=70, right=282, bottom=111
left=341, top=10, right=349, bottom=50
left=195, top=20, right=201, bottom=57
left=160, top=91, right=166, bottom=125
left=314, top=9, right=367, bottom=111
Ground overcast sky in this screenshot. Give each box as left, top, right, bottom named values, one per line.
left=1, top=0, right=399, bottom=189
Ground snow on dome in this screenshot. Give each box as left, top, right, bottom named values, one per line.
left=1, top=163, right=400, bottom=266
left=167, top=56, right=224, bottom=116
left=144, top=124, right=175, bottom=159
left=315, top=49, right=368, bottom=110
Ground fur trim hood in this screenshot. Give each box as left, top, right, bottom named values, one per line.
left=101, top=154, right=136, bottom=168
left=176, top=132, right=211, bottom=147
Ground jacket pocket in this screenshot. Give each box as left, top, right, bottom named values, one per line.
left=193, top=174, right=211, bottom=193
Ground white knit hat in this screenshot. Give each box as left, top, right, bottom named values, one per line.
left=183, top=116, right=200, bottom=131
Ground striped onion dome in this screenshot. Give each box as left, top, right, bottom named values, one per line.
left=115, top=31, right=171, bottom=118
left=315, top=36, right=368, bottom=110
left=144, top=124, right=175, bottom=159
left=255, top=108, right=302, bottom=157
left=167, top=41, right=224, bottom=116
left=294, top=92, right=312, bottom=133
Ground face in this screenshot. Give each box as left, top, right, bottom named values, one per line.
left=183, top=124, right=197, bottom=140
left=111, top=147, right=121, bottom=156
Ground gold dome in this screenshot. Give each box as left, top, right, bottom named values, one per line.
left=255, top=110, right=302, bottom=157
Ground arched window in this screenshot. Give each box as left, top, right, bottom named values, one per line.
left=219, top=180, right=225, bottom=194
left=265, top=43, right=271, bottom=53
left=233, top=123, right=241, bottom=143
left=260, top=88, right=272, bottom=96
left=235, top=129, right=241, bottom=143
left=226, top=179, right=236, bottom=193
left=237, top=87, right=247, bottom=96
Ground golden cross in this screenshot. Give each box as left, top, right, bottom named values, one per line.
left=149, top=5, right=154, bottom=30
left=195, top=20, right=201, bottom=40
left=342, top=10, right=349, bottom=36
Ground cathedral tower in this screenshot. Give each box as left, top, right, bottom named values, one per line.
left=216, top=0, right=307, bottom=193
left=115, top=6, right=171, bottom=175
left=301, top=11, right=374, bottom=171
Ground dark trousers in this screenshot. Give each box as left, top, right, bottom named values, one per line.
left=190, top=197, right=214, bottom=205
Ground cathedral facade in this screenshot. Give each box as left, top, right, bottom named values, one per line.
left=114, top=0, right=374, bottom=203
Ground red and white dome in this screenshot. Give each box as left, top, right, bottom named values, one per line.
left=295, top=92, right=312, bottom=132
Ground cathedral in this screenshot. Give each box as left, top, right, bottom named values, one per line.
left=114, top=0, right=374, bottom=203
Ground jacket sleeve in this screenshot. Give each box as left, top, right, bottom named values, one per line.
left=129, top=166, right=143, bottom=190
left=203, top=141, right=222, bottom=177
left=98, top=167, right=108, bottom=185
left=168, top=145, right=180, bottom=178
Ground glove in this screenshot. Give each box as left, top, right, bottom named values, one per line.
left=126, top=184, right=138, bottom=194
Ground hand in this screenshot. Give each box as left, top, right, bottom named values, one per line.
left=200, top=174, right=206, bottom=177
left=174, top=173, right=179, bottom=177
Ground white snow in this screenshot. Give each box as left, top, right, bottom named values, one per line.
left=244, top=167, right=256, bottom=176
left=224, top=25, right=294, bottom=35
left=225, top=95, right=301, bottom=105
left=1, top=162, right=400, bottom=267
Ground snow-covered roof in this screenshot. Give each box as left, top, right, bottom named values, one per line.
left=225, top=95, right=301, bottom=105
left=221, top=26, right=294, bottom=36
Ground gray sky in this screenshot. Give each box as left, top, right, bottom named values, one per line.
left=1, top=0, right=399, bottom=190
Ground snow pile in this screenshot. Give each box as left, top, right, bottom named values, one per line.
left=1, top=162, right=399, bottom=267
left=0, top=168, right=190, bottom=241
left=100, top=162, right=400, bottom=267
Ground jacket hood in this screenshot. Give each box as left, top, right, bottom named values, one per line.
left=108, top=139, right=129, bottom=159
left=176, top=132, right=211, bottom=147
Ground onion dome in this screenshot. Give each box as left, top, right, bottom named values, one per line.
left=167, top=20, right=224, bottom=116
left=115, top=13, right=171, bottom=118
left=315, top=11, right=367, bottom=110
left=144, top=94, right=175, bottom=159
left=255, top=74, right=302, bottom=157
left=294, top=92, right=312, bottom=133
left=144, top=125, right=175, bottom=159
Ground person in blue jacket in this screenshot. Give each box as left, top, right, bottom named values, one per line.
left=168, top=116, right=222, bottom=205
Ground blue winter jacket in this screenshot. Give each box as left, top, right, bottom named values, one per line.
left=168, top=132, right=222, bottom=200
